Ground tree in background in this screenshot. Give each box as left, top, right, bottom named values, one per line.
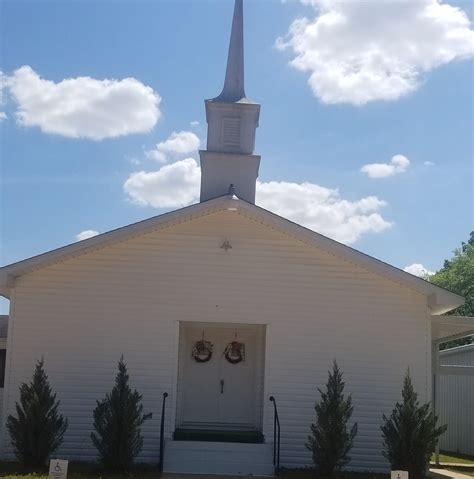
left=6, top=359, right=68, bottom=469
left=91, top=356, right=152, bottom=471
left=306, top=360, right=358, bottom=477
left=430, top=231, right=473, bottom=348
left=381, top=371, right=446, bottom=479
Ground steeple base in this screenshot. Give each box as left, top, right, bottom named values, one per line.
left=199, top=150, right=260, bottom=203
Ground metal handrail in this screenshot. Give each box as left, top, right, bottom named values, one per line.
left=158, top=392, right=168, bottom=473
left=269, top=396, right=281, bottom=475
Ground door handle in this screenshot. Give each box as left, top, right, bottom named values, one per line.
left=220, top=379, right=224, bottom=394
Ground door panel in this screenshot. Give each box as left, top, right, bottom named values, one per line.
left=180, top=326, right=220, bottom=424
left=218, top=330, right=256, bottom=425
left=179, top=324, right=260, bottom=429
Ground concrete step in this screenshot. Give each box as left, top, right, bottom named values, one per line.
left=163, top=439, right=274, bottom=476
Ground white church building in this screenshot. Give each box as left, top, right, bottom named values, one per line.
left=0, top=1, right=471, bottom=475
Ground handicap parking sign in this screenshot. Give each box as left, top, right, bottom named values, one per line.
left=49, top=459, right=68, bottom=479
left=391, top=472, right=408, bottom=479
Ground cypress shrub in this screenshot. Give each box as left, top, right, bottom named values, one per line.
left=6, top=359, right=68, bottom=468
left=91, top=356, right=152, bottom=471
left=381, top=371, right=447, bottom=479
left=306, top=360, right=358, bottom=477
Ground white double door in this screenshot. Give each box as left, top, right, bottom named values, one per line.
left=179, top=324, right=261, bottom=429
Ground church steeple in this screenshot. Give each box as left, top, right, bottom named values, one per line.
left=215, top=0, right=245, bottom=103
left=199, top=0, right=261, bottom=204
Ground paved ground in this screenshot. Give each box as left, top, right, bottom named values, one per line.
left=431, top=469, right=474, bottom=479
left=432, top=465, right=474, bottom=468
left=161, top=475, right=270, bottom=479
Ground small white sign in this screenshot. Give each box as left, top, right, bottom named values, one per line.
left=391, top=471, right=408, bottom=479
left=49, top=459, right=68, bottom=479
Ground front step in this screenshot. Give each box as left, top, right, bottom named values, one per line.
left=174, top=428, right=264, bottom=443
left=163, top=439, right=274, bottom=476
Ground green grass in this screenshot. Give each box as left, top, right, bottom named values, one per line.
left=0, top=475, right=149, bottom=479
left=431, top=452, right=474, bottom=479
left=280, top=469, right=389, bottom=479
left=431, top=452, right=474, bottom=465
left=0, top=462, right=158, bottom=478
left=0, top=476, right=157, bottom=479
left=0, top=463, right=393, bottom=479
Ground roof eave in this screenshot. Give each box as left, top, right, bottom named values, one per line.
left=428, top=291, right=465, bottom=316
left=0, top=196, right=232, bottom=288
left=0, top=196, right=465, bottom=314
left=235, top=201, right=465, bottom=314
left=432, top=315, right=474, bottom=342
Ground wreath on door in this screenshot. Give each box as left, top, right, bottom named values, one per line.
left=224, top=340, right=245, bottom=364
left=192, top=339, right=214, bottom=363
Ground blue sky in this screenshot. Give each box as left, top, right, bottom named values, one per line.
left=1, top=0, right=473, bottom=313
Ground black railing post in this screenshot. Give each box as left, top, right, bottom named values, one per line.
left=158, top=392, right=168, bottom=473
left=277, top=418, right=280, bottom=474
left=269, top=396, right=281, bottom=476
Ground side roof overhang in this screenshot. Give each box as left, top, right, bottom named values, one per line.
left=0, top=195, right=464, bottom=315
left=432, top=316, right=474, bottom=343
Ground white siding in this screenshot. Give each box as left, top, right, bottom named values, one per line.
left=1, top=210, right=430, bottom=472
left=0, top=316, right=8, bottom=443
left=438, top=344, right=474, bottom=456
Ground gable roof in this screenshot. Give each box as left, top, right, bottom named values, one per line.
left=0, top=194, right=464, bottom=315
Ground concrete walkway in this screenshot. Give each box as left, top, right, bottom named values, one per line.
left=431, top=469, right=473, bottom=479
left=161, top=475, right=271, bottom=479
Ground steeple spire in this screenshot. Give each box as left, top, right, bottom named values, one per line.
left=200, top=0, right=261, bottom=204
left=215, top=0, right=246, bottom=102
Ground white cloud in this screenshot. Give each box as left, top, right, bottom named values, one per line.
left=124, top=158, right=201, bottom=208
left=123, top=159, right=392, bottom=244
left=146, top=150, right=167, bottom=163
left=424, top=160, right=435, bottom=167
left=190, top=121, right=200, bottom=128
left=404, top=263, right=434, bottom=278
left=361, top=154, right=410, bottom=179
left=145, top=131, right=201, bottom=163
left=76, top=230, right=100, bottom=241
left=256, top=181, right=391, bottom=244
left=129, top=157, right=141, bottom=166
left=277, top=0, right=474, bottom=105
left=5, top=65, right=161, bottom=140
left=0, top=71, right=6, bottom=121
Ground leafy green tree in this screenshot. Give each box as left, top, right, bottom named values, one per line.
left=430, top=231, right=473, bottom=348
left=6, top=359, right=68, bottom=469
left=381, top=371, right=447, bottom=479
left=306, top=360, right=358, bottom=477
left=91, top=356, right=152, bottom=471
